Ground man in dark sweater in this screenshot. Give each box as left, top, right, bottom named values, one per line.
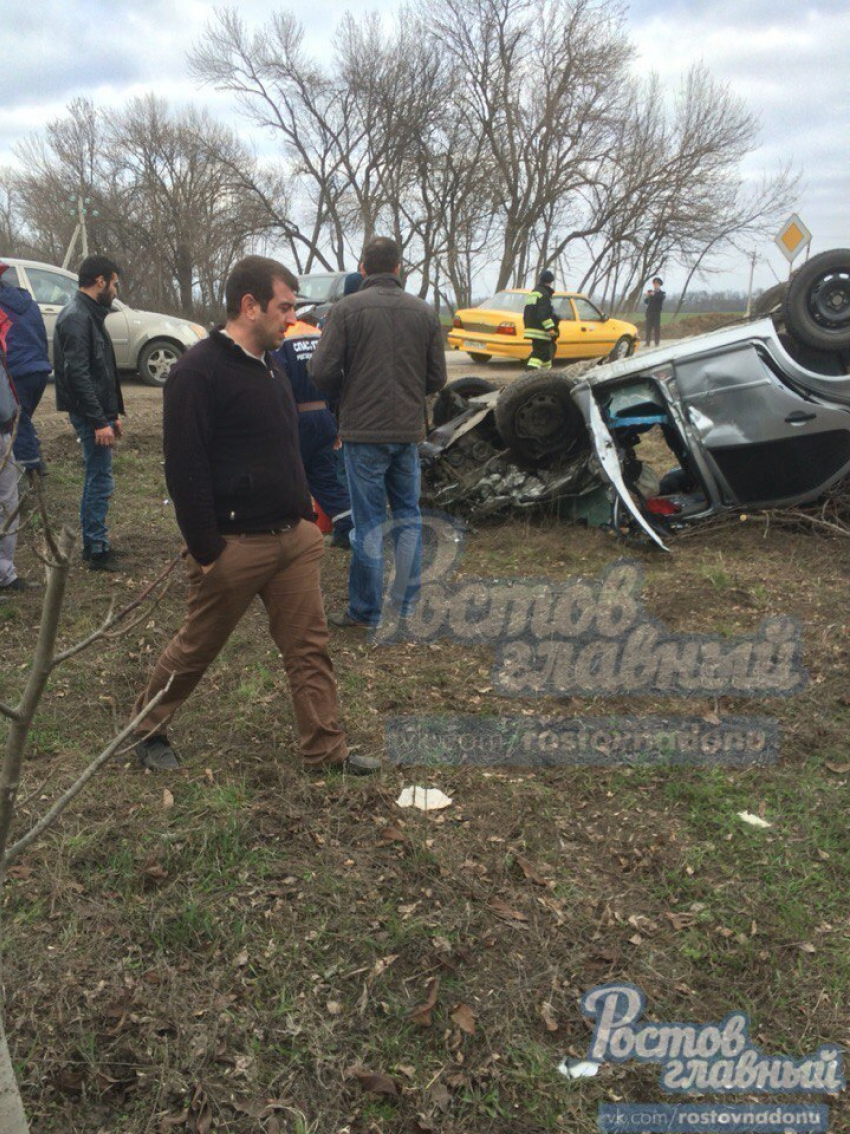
left=131, top=255, right=377, bottom=775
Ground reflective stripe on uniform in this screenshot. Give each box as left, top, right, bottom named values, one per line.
left=524, top=329, right=552, bottom=341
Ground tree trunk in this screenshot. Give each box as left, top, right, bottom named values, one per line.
left=0, top=997, right=29, bottom=1133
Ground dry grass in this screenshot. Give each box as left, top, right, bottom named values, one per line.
left=1, top=386, right=848, bottom=1133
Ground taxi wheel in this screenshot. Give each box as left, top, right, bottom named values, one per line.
left=609, top=335, right=634, bottom=360
left=468, top=352, right=492, bottom=363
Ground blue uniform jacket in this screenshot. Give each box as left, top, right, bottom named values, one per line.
left=274, top=332, right=338, bottom=450
left=0, top=284, right=51, bottom=378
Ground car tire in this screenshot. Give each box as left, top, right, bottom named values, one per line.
left=432, top=377, right=498, bottom=428
left=783, top=248, right=850, bottom=351
left=137, top=339, right=184, bottom=388
left=752, top=282, right=787, bottom=318
left=494, top=364, right=593, bottom=465
left=468, top=351, right=492, bottom=364
left=609, top=335, right=634, bottom=360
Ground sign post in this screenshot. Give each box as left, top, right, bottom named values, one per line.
left=775, top=214, right=812, bottom=276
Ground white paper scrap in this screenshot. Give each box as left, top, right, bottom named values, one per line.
left=737, top=811, right=773, bottom=829
left=557, top=1059, right=600, bottom=1080
left=395, top=786, right=453, bottom=811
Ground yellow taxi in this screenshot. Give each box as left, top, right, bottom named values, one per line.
left=447, top=289, right=639, bottom=363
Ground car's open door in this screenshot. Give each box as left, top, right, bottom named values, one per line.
left=571, top=382, right=669, bottom=550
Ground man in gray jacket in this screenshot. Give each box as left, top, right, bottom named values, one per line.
left=309, top=236, right=446, bottom=628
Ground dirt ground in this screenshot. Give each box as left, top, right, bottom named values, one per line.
left=2, top=364, right=848, bottom=1133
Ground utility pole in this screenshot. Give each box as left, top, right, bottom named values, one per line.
left=745, top=250, right=757, bottom=318
left=61, top=195, right=97, bottom=270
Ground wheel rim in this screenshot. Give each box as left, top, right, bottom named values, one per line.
left=514, top=393, right=564, bottom=442
left=612, top=338, right=630, bottom=359
left=145, top=347, right=179, bottom=381
left=808, top=269, right=850, bottom=333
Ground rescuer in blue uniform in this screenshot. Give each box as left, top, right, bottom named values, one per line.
left=274, top=323, right=353, bottom=548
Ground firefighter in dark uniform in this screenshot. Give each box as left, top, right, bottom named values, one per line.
left=274, top=322, right=353, bottom=548
left=523, top=269, right=559, bottom=370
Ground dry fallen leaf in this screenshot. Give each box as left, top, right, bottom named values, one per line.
left=515, top=855, right=549, bottom=887
left=379, top=824, right=408, bottom=843
left=326, top=1000, right=343, bottom=1016
left=162, top=788, right=174, bottom=810
left=428, top=1081, right=451, bottom=1113
left=408, top=977, right=440, bottom=1027
left=540, top=1002, right=559, bottom=1032
left=825, top=761, right=850, bottom=775
left=352, top=1069, right=398, bottom=1096
left=450, top=1002, right=477, bottom=1035
left=488, top=897, right=529, bottom=923
left=665, top=911, right=697, bottom=931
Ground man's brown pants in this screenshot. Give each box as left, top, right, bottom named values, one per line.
left=133, top=521, right=347, bottom=767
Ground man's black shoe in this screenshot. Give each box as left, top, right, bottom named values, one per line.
left=328, top=610, right=373, bottom=629
left=136, top=735, right=180, bottom=771
left=88, top=551, right=122, bottom=572
left=330, top=530, right=351, bottom=550
left=0, top=576, right=39, bottom=593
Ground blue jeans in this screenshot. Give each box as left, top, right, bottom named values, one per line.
left=344, top=442, right=422, bottom=626
left=11, top=371, right=48, bottom=470
left=69, top=414, right=115, bottom=555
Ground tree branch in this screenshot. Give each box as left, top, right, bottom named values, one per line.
left=2, top=678, right=174, bottom=869
left=50, top=554, right=180, bottom=668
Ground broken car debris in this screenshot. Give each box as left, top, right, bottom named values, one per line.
left=422, top=249, right=850, bottom=549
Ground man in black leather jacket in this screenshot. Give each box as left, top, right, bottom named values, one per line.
left=54, top=255, right=126, bottom=570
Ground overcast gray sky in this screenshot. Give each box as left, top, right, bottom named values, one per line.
left=2, top=0, right=847, bottom=293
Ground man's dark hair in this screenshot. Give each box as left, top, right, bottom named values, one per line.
left=225, top=256, right=298, bottom=318
left=78, top=255, right=120, bottom=288
left=361, top=236, right=400, bottom=276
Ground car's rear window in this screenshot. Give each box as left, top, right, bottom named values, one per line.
left=479, top=292, right=528, bottom=313
left=297, top=275, right=341, bottom=303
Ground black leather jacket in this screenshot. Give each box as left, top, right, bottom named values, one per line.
left=54, top=292, right=124, bottom=427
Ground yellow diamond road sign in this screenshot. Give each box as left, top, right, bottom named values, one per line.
left=775, top=213, right=812, bottom=262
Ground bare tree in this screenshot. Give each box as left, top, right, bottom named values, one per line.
left=106, top=96, right=269, bottom=316
left=429, top=0, right=631, bottom=290
left=0, top=485, right=177, bottom=1133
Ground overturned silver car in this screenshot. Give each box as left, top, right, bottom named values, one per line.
left=422, top=249, right=850, bottom=549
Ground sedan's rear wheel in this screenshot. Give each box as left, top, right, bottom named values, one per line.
left=468, top=351, right=492, bottom=363
left=137, top=339, right=184, bottom=388
left=784, top=249, right=850, bottom=351
left=494, top=365, right=593, bottom=465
